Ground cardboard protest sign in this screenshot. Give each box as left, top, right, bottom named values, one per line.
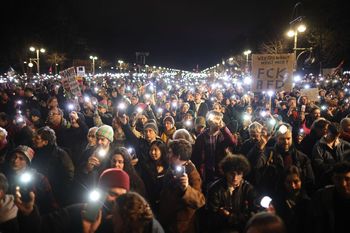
left=300, top=88, right=319, bottom=102
left=60, top=67, right=82, bottom=96
left=252, top=54, right=295, bottom=92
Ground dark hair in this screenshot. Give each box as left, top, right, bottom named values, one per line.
left=282, top=165, right=301, bottom=183
left=168, top=139, right=192, bottom=161
left=333, top=161, right=350, bottom=175
left=110, top=147, right=146, bottom=196
left=36, top=126, right=57, bottom=146
left=114, top=192, right=153, bottom=233
left=149, top=140, right=167, bottom=162
left=219, top=154, right=251, bottom=176
left=0, top=173, right=9, bottom=193
left=328, top=122, right=341, bottom=136
left=0, top=112, right=10, bottom=121
left=245, top=212, right=286, bottom=233
left=311, top=118, right=330, bottom=131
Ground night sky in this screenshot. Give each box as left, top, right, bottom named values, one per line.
left=1, top=0, right=349, bottom=71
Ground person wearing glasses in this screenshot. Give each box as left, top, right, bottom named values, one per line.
left=247, top=123, right=314, bottom=196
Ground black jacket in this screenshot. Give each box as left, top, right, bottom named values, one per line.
left=206, top=179, right=258, bottom=233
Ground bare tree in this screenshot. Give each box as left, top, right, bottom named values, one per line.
left=46, top=52, right=67, bottom=74
left=259, top=39, right=288, bottom=54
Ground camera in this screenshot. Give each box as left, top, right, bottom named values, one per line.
left=83, top=189, right=106, bottom=222
left=18, top=172, right=33, bottom=202
left=173, top=165, right=186, bottom=178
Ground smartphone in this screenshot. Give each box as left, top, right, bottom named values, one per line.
left=83, top=190, right=106, bottom=222
left=173, top=165, right=186, bottom=178
left=301, top=105, right=306, bottom=111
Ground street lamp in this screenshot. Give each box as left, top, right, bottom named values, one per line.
left=118, top=60, right=124, bottom=71
left=89, top=56, right=98, bottom=75
left=287, top=23, right=307, bottom=57
left=29, top=46, right=45, bottom=75
left=243, top=50, right=252, bottom=73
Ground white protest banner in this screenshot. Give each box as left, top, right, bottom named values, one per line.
left=252, top=53, right=295, bottom=92
left=60, top=67, right=82, bottom=96
left=300, top=88, right=319, bottom=102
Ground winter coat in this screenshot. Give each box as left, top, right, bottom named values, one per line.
left=206, top=179, right=258, bottom=233
left=192, top=127, right=237, bottom=187
left=31, top=144, right=75, bottom=206
left=159, top=161, right=205, bottom=233
left=247, top=145, right=314, bottom=195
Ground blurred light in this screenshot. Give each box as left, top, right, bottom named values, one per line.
left=260, top=196, right=272, bottom=208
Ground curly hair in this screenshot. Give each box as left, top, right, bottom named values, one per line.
left=114, top=192, right=153, bottom=233
left=36, top=126, right=57, bottom=146
left=219, top=153, right=251, bottom=176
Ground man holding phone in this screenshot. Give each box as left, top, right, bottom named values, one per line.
left=159, top=139, right=205, bottom=233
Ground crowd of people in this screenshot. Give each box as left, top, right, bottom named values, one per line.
left=0, top=70, right=350, bottom=233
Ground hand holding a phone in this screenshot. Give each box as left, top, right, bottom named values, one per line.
left=178, top=173, right=189, bottom=191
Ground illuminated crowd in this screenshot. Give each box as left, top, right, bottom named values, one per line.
left=0, top=68, right=350, bottom=233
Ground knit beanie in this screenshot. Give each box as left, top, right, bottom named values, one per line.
left=96, top=125, right=114, bottom=142
left=144, top=122, right=159, bottom=135
left=163, top=116, right=175, bottom=126
left=14, top=145, right=35, bottom=163
left=99, top=168, right=130, bottom=191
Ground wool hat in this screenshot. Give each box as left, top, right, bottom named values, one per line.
left=144, top=122, right=159, bottom=135
left=14, top=145, right=35, bottom=163
left=163, top=116, right=175, bottom=126
left=195, top=116, right=206, bottom=127
left=96, top=125, right=114, bottom=142
left=99, top=168, right=130, bottom=191
left=30, top=108, right=42, bottom=118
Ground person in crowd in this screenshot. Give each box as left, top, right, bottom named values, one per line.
left=160, top=116, right=176, bottom=144
left=139, top=140, right=168, bottom=215
left=111, top=116, right=127, bottom=148
left=119, top=113, right=160, bottom=170
left=112, top=192, right=164, bottom=233
left=190, top=89, right=209, bottom=118
left=339, top=117, right=350, bottom=142
left=64, top=111, right=89, bottom=166
left=0, top=173, right=19, bottom=233
left=29, top=108, right=45, bottom=131
left=270, top=165, right=310, bottom=233
left=192, top=110, right=237, bottom=190
left=239, top=122, right=264, bottom=157
left=15, top=168, right=131, bottom=233
left=247, top=123, right=314, bottom=196
left=0, top=112, right=17, bottom=139
left=176, top=102, right=194, bottom=123
left=307, top=161, right=350, bottom=233
left=244, top=212, right=287, bottom=233
left=45, top=107, right=71, bottom=147
left=0, top=127, right=14, bottom=165
left=206, top=154, right=258, bottom=233
left=159, top=139, right=205, bottom=233
left=86, top=126, right=98, bottom=150
left=300, top=106, right=322, bottom=135
left=76, top=124, right=115, bottom=197
left=31, top=126, right=74, bottom=206
left=109, top=147, right=146, bottom=197
left=312, top=122, right=350, bottom=188
left=2, top=145, right=58, bottom=214
left=299, top=118, right=330, bottom=158
left=173, top=128, right=195, bottom=144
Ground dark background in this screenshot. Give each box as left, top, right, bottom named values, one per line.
left=1, top=0, right=349, bottom=72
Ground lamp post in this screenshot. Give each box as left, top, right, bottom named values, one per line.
left=287, top=24, right=307, bottom=71
left=118, top=60, right=124, bottom=72
left=89, top=56, right=98, bottom=75
left=29, top=46, right=45, bottom=75
left=243, top=50, right=251, bottom=73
